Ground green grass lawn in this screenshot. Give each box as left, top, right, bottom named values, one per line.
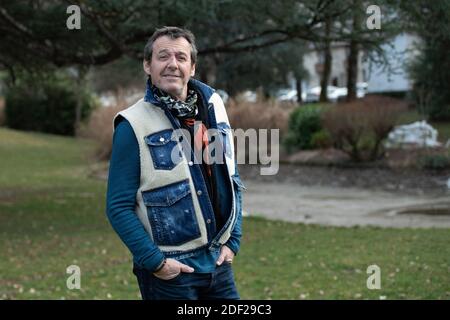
left=0, top=127, right=449, bottom=300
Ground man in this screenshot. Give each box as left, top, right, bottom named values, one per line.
left=106, top=26, right=245, bottom=300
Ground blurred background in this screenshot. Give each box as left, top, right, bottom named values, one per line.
left=0, top=0, right=449, bottom=300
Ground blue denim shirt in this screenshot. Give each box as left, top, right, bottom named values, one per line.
left=106, top=79, right=243, bottom=273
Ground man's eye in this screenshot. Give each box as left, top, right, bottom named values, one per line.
left=158, top=55, right=168, bottom=60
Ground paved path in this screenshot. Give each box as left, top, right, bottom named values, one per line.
left=242, top=181, right=450, bottom=228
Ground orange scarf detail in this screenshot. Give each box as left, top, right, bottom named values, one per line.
left=183, top=119, right=211, bottom=176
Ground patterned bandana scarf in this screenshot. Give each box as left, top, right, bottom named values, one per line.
left=151, top=84, right=198, bottom=120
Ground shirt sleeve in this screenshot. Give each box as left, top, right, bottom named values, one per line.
left=106, top=118, right=165, bottom=271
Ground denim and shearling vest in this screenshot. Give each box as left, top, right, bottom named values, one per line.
left=112, top=90, right=243, bottom=256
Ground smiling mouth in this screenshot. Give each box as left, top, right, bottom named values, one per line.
left=163, top=75, right=180, bottom=78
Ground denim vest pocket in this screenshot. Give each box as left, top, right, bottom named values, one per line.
left=145, top=129, right=181, bottom=170
left=142, top=179, right=201, bottom=246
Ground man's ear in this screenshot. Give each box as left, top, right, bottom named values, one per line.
left=143, top=60, right=151, bottom=76
left=190, top=63, right=196, bottom=77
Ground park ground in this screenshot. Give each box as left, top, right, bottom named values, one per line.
left=0, top=127, right=449, bottom=299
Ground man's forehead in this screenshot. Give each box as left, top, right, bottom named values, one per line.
left=153, top=36, right=191, bottom=54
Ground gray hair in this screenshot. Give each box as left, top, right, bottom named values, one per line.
left=143, top=26, right=198, bottom=64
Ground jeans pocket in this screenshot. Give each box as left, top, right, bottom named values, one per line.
left=154, top=271, right=184, bottom=283
left=142, top=179, right=201, bottom=246
left=145, top=129, right=182, bottom=170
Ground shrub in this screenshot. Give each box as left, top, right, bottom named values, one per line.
left=419, top=153, right=450, bottom=170
left=283, top=104, right=328, bottom=152
left=5, top=76, right=95, bottom=136
left=226, top=98, right=291, bottom=136
left=322, top=96, right=408, bottom=162
left=311, top=129, right=333, bottom=149
left=77, top=89, right=136, bottom=161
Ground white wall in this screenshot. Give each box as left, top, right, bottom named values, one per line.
left=301, top=33, right=420, bottom=93
left=363, top=33, right=421, bottom=93
left=302, top=44, right=364, bottom=90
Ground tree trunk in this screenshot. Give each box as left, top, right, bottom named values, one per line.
left=74, top=68, right=87, bottom=134
left=346, top=40, right=358, bottom=101
left=295, top=75, right=303, bottom=104
left=346, top=0, right=362, bottom=102
left=320, top=17, right=332, bottom=103
left=198, top=55, right=217, bottom=87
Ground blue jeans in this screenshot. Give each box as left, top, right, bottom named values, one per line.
left=132, top=262, right=240, bottom=300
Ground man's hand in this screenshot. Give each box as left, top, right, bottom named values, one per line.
left=216, top=245, right=235, bottom=266
left=153, top=258, right=194, bottom=280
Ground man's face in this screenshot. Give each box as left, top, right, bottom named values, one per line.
left=144, top=36, right=195, bottom=101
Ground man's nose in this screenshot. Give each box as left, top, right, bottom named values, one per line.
left=166, top=56, right=178, bottom=69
